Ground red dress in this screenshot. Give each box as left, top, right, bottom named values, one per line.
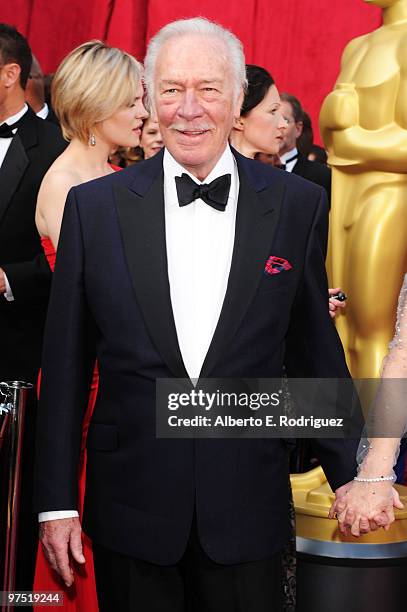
left=33, top=236, right=99, bottom=611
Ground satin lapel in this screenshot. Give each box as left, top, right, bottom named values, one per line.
left=199, top=164, right=286, bottom=379
left=0, top=134, right=28, bottom=225
left=114, top=171, right=189, bottom=379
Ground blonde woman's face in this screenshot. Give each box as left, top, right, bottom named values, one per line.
left=96, top=80, right=148, bottom=148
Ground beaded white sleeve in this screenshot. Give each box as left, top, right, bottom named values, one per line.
left=386, top=274, right=407, bottom=356
left=356, top=274, right=407, bottom=475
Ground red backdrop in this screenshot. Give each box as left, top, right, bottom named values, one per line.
left=0, top=0, right=381, bottom=142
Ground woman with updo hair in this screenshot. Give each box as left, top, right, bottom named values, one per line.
left=230, top=64, right=286, bottom=158
left=33, top=40, right=147, bottom=611
left=231, top=65, right=344, bottom=323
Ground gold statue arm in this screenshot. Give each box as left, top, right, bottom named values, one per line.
left=319, top=84, right=359, bottom=133
left=320, top=36, right=407, bottom=171
left=319, top=37, right=366, bottom=136
left=328, top=123, right=407, bottom=172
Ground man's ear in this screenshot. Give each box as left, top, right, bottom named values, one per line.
left=1, top=63, right=21, bottom=88
left=295, top=121, right=303, bottom=139
left=234, top=87, right=244, bottom=118
left=233, top=116, right=245, bottom=132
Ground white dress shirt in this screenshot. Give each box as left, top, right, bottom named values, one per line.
left=164, top=145, right=238, bottom=380
left=0, top=103, right=28, bottom=167
left=39, top=144, right=239, bottom=522
left=280, top=146, right=299, bottom=173
left=1, top=104, right=29, bottom=302
left=36, top=102, right=49, bottom=120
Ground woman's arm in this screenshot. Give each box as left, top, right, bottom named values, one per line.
left=330, top=276, right=407, bottom=535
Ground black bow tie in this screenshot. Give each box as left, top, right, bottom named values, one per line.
left=0, top=117, right=23, bottom=138
left=280, top=153, right=299, bottom=171
left=175, top=173, right=231, bottom=212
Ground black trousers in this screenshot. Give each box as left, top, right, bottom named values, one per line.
left=93, top=518, right=282, bottom=612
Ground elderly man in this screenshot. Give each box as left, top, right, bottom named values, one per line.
left=35, top=18, right=359, bottom=612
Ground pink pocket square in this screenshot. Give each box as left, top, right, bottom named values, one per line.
left=264, top=256, right=292, bottom=275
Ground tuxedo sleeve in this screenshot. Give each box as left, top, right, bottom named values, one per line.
left=284, top=188, right=362, bottom=491
left=2, top=252, right=52, bottom=305
left=34, top=187, right=96, bottom=513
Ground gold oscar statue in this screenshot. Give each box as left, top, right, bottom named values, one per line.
left=320, top=0, right=407, bottom=377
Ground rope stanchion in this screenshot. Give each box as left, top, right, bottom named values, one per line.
left=0, top=381, right=33, bottom=612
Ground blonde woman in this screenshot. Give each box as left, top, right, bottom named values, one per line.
left=33, top=40, right=147, bottom=610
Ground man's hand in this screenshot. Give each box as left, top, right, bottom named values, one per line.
left=329, top=479, right=353, bottom=518
left=0, top=268, right=6, bottom=294
left=328, top=287, right=346, bottom=319
left=39, top=517, right=85, bottom=587
left=329, top=480, right=377, bottom=536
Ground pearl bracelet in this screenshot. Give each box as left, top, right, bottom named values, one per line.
left=354, top=475, right=395, bottom=483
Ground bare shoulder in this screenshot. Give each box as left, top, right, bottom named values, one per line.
left=39, top=165, right=80, bottom=200
left=37, top=166, right=81, bottom=212
left=36, top=164, right=83, bottom=238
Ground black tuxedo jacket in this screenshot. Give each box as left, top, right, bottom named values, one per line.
left=0, top=107, right=66, bottom=381
left=44, top=106, right=60, bottom=128
left=292, top=154, right=332, bottom=208
left=35, top=149, right=358, bottom=565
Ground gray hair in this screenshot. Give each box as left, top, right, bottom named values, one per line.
left=144, top=17, right=247, bottom=105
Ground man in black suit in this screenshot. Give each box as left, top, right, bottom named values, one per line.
left=0, top=23, right=66, bottom=588
left=0, top=24, right=65, bottom=382
left=279, top=92, right=332, bottom=207
left=35, top=19, right=360, bottom=611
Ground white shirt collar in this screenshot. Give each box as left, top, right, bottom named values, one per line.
left=36, top=102, right=49, bottom=120
left=3, top=103, right=28, bottom=127
left=280, top=146, right=298, bottom=164
left=163, top=144, right=238, bottom=216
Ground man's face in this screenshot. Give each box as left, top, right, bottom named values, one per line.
left=0, top=56, right=9, bottom=108
left=154, top=34, right=242, bottom=180
left=279, top=100, right=303, bottom=156
left=0, top=56, right=23, bottom=115
left=25, top=56, right=45, bottom=110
